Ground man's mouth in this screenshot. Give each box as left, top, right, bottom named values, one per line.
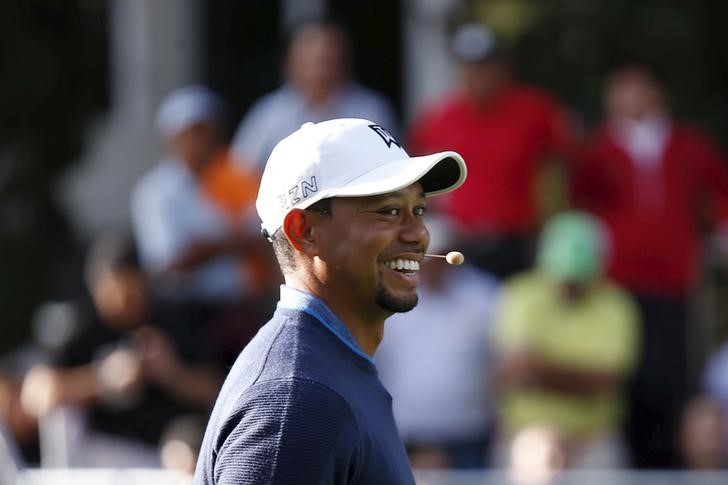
left=384, top=259, right=421, bottom=272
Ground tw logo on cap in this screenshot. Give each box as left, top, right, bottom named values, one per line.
left=369, top=124, right=401, bottom=149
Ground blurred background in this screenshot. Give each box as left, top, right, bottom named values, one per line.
left=3, top=0, right=728, bottom=483
left=6, top=0, right=728, bottom=368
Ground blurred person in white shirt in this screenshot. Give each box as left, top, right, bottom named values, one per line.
left=232, top=17, right=398, bottom=170
left=376, top=214, right=499, bottom=469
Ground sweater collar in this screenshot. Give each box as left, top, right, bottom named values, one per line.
left=278, top=285, right=375, bottom=365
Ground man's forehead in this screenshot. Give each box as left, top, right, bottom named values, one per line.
left=335, top=184, right=426, bottom=206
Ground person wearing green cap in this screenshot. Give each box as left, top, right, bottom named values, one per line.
left=491, top=211, right=640, bottom=468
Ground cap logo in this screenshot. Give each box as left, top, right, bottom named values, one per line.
left=281, top=175, right=319, bottom=210
left=369, top=124, right=401, bottom=149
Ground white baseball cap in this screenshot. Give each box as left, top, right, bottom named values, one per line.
left=256, top=118, right=467, bottom=237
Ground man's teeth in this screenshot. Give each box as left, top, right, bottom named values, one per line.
left=385, top=259, right=420, bottom=271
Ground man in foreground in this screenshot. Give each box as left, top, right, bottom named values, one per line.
left=194, top=118, right=467, bottom=484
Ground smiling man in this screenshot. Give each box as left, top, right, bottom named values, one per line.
left=194, top=118, right=466, bottom=484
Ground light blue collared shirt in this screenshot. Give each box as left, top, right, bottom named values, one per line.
left=277, top=285, right=375, bottom=365
left=131, top=159, right=247, bottom=301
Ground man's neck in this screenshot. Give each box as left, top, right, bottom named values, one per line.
left=286, top=277, right=387, bottom=357
left=344, top=319, right=384, bottom=358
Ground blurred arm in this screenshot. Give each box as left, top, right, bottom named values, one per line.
left=135, top=327, right=224, bottom=408
left=161, top=228, right=255, bottom=274
left=494, top=350, right=623, bottom=396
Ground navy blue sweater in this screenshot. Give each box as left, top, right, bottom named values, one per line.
left=194, top=301, right=415, bottom=484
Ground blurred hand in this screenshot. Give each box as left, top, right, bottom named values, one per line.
left=96, top=347, right=144, bottom=397
left=20, top=365, right=62, bottom=418
left=0, top=375, right=38, bottom=443
left=135, top=326, right=181, bottom=383
left=493, top=351, right=538, bottom=389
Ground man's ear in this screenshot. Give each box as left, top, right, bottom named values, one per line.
left=282, top=209, right=319, bottom=256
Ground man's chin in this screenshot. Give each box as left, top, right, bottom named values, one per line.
left=377, top=287, right=419, bottom=313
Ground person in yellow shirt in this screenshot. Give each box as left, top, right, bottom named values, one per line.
left=492, top=211, right=640, bottom=469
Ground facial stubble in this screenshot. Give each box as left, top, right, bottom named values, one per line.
left=376, top=280, right=419, bottom=313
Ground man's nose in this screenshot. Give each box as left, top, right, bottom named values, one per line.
left=400, top=212, right=429, bottom=247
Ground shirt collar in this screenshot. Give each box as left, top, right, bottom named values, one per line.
left=278, top=285, right=375, bottom=365
left=160, top=158, right=196, bottom=182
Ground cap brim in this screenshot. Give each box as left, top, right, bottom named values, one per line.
left=323, top=151, right=467, bottom=200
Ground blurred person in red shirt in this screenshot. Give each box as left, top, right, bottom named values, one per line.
left=571, top=64, right=728, bottom=468
left=407, top=23, right=578, bottom=280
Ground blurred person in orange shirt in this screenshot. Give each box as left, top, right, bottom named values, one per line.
left=132, top=85, right=274, bottom=305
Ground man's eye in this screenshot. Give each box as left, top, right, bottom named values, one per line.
left=414, top=206, right=427, bottom=217
left=380, top=208, right=400, bottom=216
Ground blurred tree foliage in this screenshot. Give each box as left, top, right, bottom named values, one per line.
left=0, top=1, right=107, bottom=353
left=468, top=0, right=728, bottom=146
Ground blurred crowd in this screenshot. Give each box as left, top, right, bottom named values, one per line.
left=2, top=17, right=728, bottom=479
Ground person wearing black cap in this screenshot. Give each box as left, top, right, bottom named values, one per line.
left=194, top=118, right=467, bottom=484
